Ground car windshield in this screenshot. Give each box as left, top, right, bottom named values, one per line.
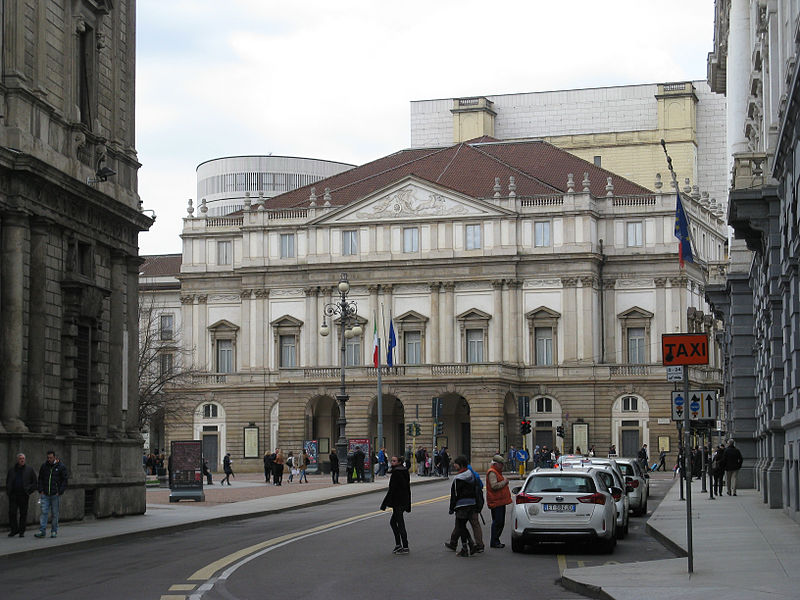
left=526, top=475, right=596, bottom=494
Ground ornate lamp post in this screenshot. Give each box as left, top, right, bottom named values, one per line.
left=319, top=273, right=362, bottom=481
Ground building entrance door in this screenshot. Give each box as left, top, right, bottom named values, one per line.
left=535, top=429, right=554, bottom=450
left=203, top=434, right=219, bottom=471
left=621, top=429, right=639, bottom=458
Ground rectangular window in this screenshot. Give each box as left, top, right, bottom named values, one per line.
left=626, top=222, right=643, bottom=247
left=534, top=327, right=553, bottom=365
left=466, top=329, right=484, bottom=363
left=280, top=233, right=295, bottom=258
left=217, top=241, right=232, bottom=265
left=345, top=337, right=361, bottom=366
left=217, top=339, right=233, bottom=373
left=78, top=27, right=95, bottom=128
left=279, top=335, right=296, bottom=367
left=404, top=331, right=421, bottom=364
left=342, top=230, right=358, bottom=255
left=535, top=397, right=553, bottom=413
left=627, top=327, right=646, bottom=364
left=593, top=155, right=602, bottom=167
left=534, top=221, right=551, bottom=247
left=465, top=224, right=482, bottom=250
left=403, top=227, right=419, bottom=253
left=622, top=396, right=639, bottom=412
left=159, top=352, right=173, bottom=376
left=160, top=314, right=174, bottom=340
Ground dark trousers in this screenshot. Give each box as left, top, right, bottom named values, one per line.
left=449, top=510, right=483, bottom=548
left=8, top=491, right=30, bottom=534
left=264, top=467, right=271, bottom=482
left=490, top=505, right=507, bottom=546
left=221, top=472, right=232, bottom=485
left=331, top=466, right=339, bottom=484
left=204, top=471, right=212, bottom=485
left=453, top=516, right=471, bottom=548
left=658, top=457, right=666, bottom=471
left=273, top=464, right=283, bottom=485
left=355, top=467, right=364, bottom=482
left=713, top=471, right=724, bottom=495
left=390, top=507, right=408, bottom=548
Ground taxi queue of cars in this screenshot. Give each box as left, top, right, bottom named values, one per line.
left=509, top=455, right=651, bottom=554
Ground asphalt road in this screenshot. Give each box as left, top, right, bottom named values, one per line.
left=2, top=473, right=676, bottom=600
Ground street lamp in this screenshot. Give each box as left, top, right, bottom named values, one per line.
left=320, top=273, right=362, bottom=481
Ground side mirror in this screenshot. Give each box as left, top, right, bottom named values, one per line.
left=512, top=486, right=522, bottom=495
left=644, top=473, right=650, bottom=479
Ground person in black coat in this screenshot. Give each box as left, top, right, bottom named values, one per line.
left=329, top=450, right=340, bottom=484
left=380, top=455, right=411, bottom=554
left=353, top=446, right=366, bottom=482
left=6, top=453, right=38, bottom=537
left=36, top=450, right=68, bottom=538
left=221, top=453, right=234, bottom=486
left=723, top=439, right=744, bottom=495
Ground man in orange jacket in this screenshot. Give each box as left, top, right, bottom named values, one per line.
left=486, top=454, right=512, bottom=548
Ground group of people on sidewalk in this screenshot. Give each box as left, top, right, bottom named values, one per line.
left=5, top=450, right=68, bottom=539
left=262, top=449, right=311, bottom=486
left=379, top=452, right=513, bottom=557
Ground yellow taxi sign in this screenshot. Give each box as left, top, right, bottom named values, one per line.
left=661, top=333, right=709, bottom=366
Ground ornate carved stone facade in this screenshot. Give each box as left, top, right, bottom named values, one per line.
left=0, top=1, right=153, bottom=527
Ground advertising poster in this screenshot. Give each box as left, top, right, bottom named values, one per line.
left=170, top=440, right=203, bottom=490
left=349, top=438, right=371, bottom=472
left=304, top=440, right=319, bottom=473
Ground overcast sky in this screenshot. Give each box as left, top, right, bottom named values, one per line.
left=136, top=0, right=716, bottom=255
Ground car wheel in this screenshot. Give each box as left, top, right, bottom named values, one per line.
left=600, top=533, right=617, bottom=554
left=616, top=519, right=626, bottom=539
left=640, top=498, right=648, bottom=516
left=511, top=536, right=525, bottom=553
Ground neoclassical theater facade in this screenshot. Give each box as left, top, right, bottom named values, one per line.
left=160, top=137, right=728, bottom=472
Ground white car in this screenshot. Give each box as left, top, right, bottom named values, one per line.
left=510, top=468, right=618, bottom=554
left=614, top=457, right=650, bottom=516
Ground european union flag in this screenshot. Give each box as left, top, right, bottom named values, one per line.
left=387, top=320, right=396, bottom=367
left=674, top=193, right=694, bottom=267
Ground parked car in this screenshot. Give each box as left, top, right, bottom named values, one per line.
left=613, top=457, right=650, bottom=516
left=566, top=463, right=630, bottom=538
left=510, top=468, right=618, bottom=554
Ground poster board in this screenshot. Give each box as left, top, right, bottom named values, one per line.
left=304, top=440, right=319, bottom=473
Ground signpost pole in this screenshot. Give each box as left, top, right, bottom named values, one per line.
left=678, top=421, right=684, bottom=501
left=683, top=367, right=694, bottom=573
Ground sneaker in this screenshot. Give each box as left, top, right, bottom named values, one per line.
left=490, top=543, right=505, bottom=549
left=444, top=542, right=457, bottom=551
left=34, top=531, right=46, bottom=538
left=50, top=532, right=57, bottom=538
left=456, top=547, right=471, bottom=557
left=473, top=545, right=484, bottom=554
left=397, top=547, right=409, bottom=555
left=392, top=545, right=403, bottom=554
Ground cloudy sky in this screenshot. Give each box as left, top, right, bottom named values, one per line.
left=136, top=0, right=716, bottom=255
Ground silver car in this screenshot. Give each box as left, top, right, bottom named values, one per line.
left=614, top=457, right=650, bottom=516
left=510, top=468, right=618, bottom=554
left=581, top=465, right=629, bottom=538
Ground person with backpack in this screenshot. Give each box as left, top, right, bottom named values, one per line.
left=447, top=456, right=483, bottom=557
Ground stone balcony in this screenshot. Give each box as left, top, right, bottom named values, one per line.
left=188, top=363, right=722, bottom=388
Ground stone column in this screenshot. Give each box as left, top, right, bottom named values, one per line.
left=511, top=280, right=522, bottom=364
left=368, top=284, right=379, bottom=344
left=197, top=294, right=209, bottom=370
left=577, top=277, right=592, bottom=363
left=429, top=283, right=440, bottom=363
left=382, top=284, right=393, bottom=325
left=561, top=277, right=578, bottom=363
left=241, top=288, right=252, bottom=370
left=655, top=278, right=667, bottom=353
left=443, top=282, right=455, bottom=362
left=25, top=218, right=50, bottom=431
left=1, top=212, right=29, bottom=432
left=254, top=289, right=269, bottom=368
left=305, top=288, right=318, bottom=367
left=727, top=0, right=751, bottom=157
left=126, top=257, right=144, bottom=436
left=108, top=250, right=126, bottom=436
left=325, top=286, right=335, bottom=365
left=603, top=279, right=616, bottom=363
left=493, top=280, right=505, bottom=362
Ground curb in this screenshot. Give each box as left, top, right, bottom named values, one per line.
left=3, top=477, right=443, bottom=560
left=559, top=576, right=616, bottom=600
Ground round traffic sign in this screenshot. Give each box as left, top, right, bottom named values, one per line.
left=690, top=401, right=700, bottom=412
left=674, top=395, right=684, bottom=406
left=516, top=449, right=529, bottom=462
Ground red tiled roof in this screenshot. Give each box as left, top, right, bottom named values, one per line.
left=140, top=254, right=182, bottom=277
left=266, top=139, right=651, bottom=210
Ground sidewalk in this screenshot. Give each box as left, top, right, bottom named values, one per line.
left=562, top=476, right=800, bottom=600
left=1, top=472, right=441, bottom=560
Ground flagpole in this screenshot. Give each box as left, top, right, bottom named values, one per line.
left=376, top=307, right=383, bottom=470
left=660, top=139, right=697, bottom=266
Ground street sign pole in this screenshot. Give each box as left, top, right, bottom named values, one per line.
left=683, top=367, right=693, bottom=574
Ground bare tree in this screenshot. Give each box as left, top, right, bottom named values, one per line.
left=138, top=296, right=199, bottom=435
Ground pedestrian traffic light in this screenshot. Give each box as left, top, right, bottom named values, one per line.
left=435, top=421, right=444, bottom=435
left=414, top=423, right=421, bottom=436
left=556, top=425, right=565, bottom=438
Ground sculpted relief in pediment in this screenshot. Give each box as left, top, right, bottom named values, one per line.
left=353, top=186, right=478, bottom=221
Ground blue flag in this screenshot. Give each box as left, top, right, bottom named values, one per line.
left=674, top=193, right=694, bottom=267
left=387, top=320, right=396, bottom=367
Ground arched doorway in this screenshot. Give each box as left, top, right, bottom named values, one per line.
left=502, top=392, right=518, bottom=454
left=306, top=395, right=339, bottom=462
left=531, top=395, right=564, bottom=454
left=193, top=400, right=226, bottom=471
left=368, top=395, right=406, bottom=458
left=436, top=393, right=471, bottom=462
left=612, top=394, right=650, bottom=457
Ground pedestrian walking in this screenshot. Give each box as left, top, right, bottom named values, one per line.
left=447, top=455, right=483, bottom=557
left=658, top=449, right=667, bottom=471
left=329, top=449, right=339, bottom=484
left=377, top=447, right=388, bottom=477
left=273, top=448, right=284, bottom=486
left=486, top=454, right=512, bottom=548
left=711, top=444, right=725, bottom=495
left=723, top=439, right=744, bottom=495
left=353, top=446, right=365, bottom=482
left=35, top=450, right=68, bottom=538
left=507, top=445, right=517, bottom=471
left=202, top=457, right=213, bottom=485
left=6, top=452, right=38, bottom=537
left=380, top=455, right=411, bottom=554
left=298, top=450, right=309, bottom=483
left=263, top=451, right=273, bottom=483
left=447, top=463, right=485, bottom=552
left=638, top=444, right=649, bottom=472
left=440, top=447, right=451, bottom=478
left=287, top=452, right=295, bottom=483
left=221, top=453, right=234, bottom=485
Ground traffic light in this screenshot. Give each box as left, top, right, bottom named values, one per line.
left=406, top=424, right=413, bottom=436
left=520, top=419, right=531, bottom=435
left=435, top=421, right=444, bottom=435
left=556, top=425, right=565, bottom=438
left=414, top=423, right=421, bottom=437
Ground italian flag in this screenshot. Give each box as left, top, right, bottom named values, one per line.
left=372, top=320, right=379, bottom=367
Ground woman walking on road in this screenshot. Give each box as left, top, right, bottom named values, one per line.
left=380, top=455, right=411, bottom=554
left=221, top=453, right=234, bottom=485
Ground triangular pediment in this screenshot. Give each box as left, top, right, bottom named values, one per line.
left=456, top=308, right=492, bottom=321
left=270, top=315, right=304, bottom=328
left=208, top=319, right=239, bottom=332
left=311, top=176, right=513, bottom=225
left=618, top=306, right=654, bottom=319
left=395, top=310, right=429, bottom=323
left=526, top=306, right=561, bottom=320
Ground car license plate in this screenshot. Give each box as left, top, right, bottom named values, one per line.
left=543, top=503, right=576, bottom=512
